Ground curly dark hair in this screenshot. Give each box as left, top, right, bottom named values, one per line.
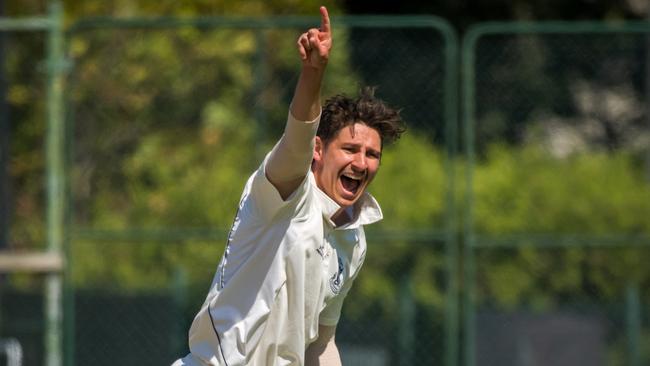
left=318, top=87, right=406, bottom=148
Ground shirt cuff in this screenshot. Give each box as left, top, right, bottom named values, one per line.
left=288, top=108, right=321, bottom=125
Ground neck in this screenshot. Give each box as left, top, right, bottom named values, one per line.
left=331, top=206, right=352, bottom=227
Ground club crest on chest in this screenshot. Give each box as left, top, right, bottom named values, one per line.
left=329, top=256, right=344, bottom=294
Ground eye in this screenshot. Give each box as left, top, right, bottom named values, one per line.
left=367, top=151, right=381, bottom=159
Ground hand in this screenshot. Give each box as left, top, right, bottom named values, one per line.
left=297, top=6, right=332, bottom=70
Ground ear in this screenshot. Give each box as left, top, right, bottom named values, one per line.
left=313, top=136, right=324, bottom=162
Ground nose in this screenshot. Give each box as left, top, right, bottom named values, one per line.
left=351, top=152, right=367, bottom=172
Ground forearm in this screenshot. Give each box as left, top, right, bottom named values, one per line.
left=281, top=64, right=325, bottom=166
left=266, top=66, right=324, bottom=186
left=290, top=66, right=325, bottom=121
left=265, top=110, right=319, bottom=198
left=305, top=337, right=342, bottom=366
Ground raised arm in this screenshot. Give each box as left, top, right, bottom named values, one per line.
left=290, top=6, right=331, bottom=120
left=265, top=6, right=332, bottom=200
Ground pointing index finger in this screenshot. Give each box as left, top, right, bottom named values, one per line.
left=319, top=6, right=331, bottom=35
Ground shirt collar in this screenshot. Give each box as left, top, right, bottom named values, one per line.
left=309, top=172, right=383, bottom=230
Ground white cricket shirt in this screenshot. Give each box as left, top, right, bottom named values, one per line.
left=179, top=153, right=382, bottom=366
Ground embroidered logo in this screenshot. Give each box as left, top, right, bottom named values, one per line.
left=316, top=243, right=326, bottom=259
left=329, top=256, right=344, bottom=294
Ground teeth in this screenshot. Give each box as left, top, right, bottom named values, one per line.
left=341, top=175, right=361, bottom=193
left=342, top=173, right=362, bottom=180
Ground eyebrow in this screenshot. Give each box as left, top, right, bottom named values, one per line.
left=342, top=142, right=381, bottom=154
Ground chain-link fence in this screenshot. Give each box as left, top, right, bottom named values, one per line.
left=64, top=15, right=457, bottom=366
left=462, top=23, right=650, bottom=366
left=4, top=7, right=650, bottom=366
left=0, top=4, right=65, bottom=366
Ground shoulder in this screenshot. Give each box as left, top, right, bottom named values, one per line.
left=245, top=160, right=319, bottom=222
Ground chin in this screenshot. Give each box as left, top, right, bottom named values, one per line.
left=338, top=201, right=354, bottom=208
left=336, top=195, right=359, bottom=208
left=332, top=184, right=366, bottom=207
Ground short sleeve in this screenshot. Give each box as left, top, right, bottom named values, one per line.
left=248, top=153, right=311, bottom=222
left=318, top=278, right=355, bottom=327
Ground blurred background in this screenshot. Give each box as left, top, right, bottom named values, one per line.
left=1, top=0, right=649, bottom=365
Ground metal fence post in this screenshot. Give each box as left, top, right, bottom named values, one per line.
left=442, top=23, right=460, bottom=366
left=461, top=25, right=480, bottom=366
left=0, top=0, right=8, bottom=252
left=171, top=267, right=188, bottom=356
left=397, top=276, right=415, bottom=366
left=626, top=282, right=641, bottom=366
left=45, top=1, right=66, bottom=366
left=461, top=21, right=650, bottom=366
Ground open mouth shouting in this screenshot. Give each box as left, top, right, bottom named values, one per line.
left=340, top=172, right=364, bottom=198
left=312, top=122, right=382, bottom=208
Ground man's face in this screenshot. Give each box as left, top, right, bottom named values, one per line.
left=312, top=122, right=382, bottom=208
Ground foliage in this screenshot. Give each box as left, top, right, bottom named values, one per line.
left=472, top=144, right=650, bottom=311
left=2, top=3, right=649, bottom=363
left=59, top=9, right=364, bottom=292
left=474, top=145, right=650, bottom=235
left=343, top=143, right=650, bottom=323
left=371, top=133, right=447, bottom=229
